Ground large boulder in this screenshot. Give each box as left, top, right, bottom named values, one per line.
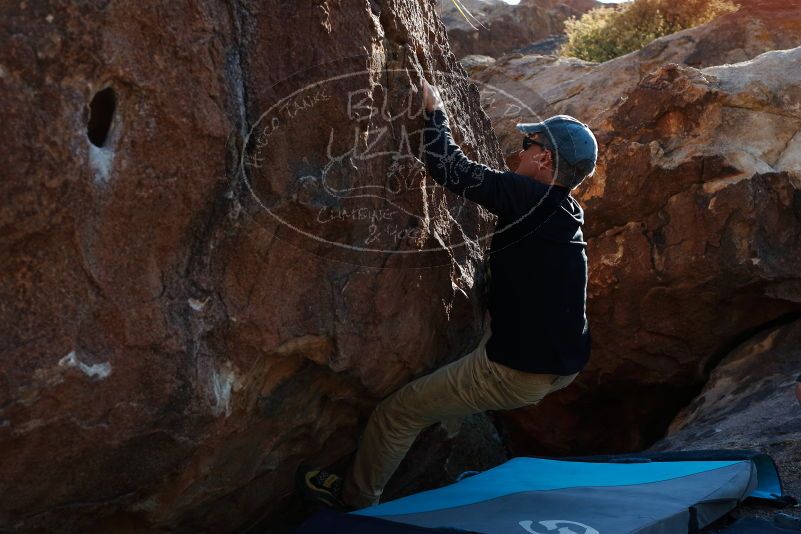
left=473, top=0, right=801, bottom=151
left=651, top=317, right=801, bottom=500
left=441, top=0, right=599, bottom=59
left=470, top=5, right=801, bottom=454
left=0, top=0, right=502, bottom=531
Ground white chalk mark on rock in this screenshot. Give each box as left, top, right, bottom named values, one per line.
left=188, top=296, right=210, bottom=312
left=58, top=350, right=112, bottom=380
left=89, top=144, right=114, bottom=184
left=210, top=361, right=240, bottom=417
left=131, top=497, right=158, bottom=512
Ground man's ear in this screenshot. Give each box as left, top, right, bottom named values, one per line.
left=542, top=148, right=554, bottom=168
left=505, top=151, right=521, bottom=171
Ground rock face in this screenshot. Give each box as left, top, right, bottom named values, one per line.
left=651, top=318, right=801, bottom=501
left=0, top=1, right=503, bottom=531
left=440, top=0, right=598, bottom=59
left=472, top=0, right=801, bottom=149
left=471, top=4, right=801, bottom=455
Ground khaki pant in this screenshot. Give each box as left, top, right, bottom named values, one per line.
left=341, top=332, right=578, bottom=508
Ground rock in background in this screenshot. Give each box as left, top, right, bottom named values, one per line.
left=469, top=1, right=801, bottom=455
left=439, top=0, right=599, bottom=59
left=651, top=317, right=801, bottom=501
left=0, top=0, right=504, bottom=531
left=471, top=0, right=801, bottom=144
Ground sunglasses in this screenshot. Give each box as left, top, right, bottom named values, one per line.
left=522, top=135, right=547, bottom=151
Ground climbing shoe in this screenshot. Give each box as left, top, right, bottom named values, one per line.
left=296, top=465, right=351, bottom=511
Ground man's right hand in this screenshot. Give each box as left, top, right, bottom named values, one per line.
left=422, top=79, right=444, bottom=113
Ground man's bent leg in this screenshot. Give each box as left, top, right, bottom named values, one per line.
left=341, top=338, right=579, bottom=509
left=342, top=345, right=497, bottom=508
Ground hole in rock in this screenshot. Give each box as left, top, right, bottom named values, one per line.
left=87, top=87, right=116, bottom=147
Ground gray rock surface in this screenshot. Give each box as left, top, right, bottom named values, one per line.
left=652, top=317, right=801, bottom=519
left=440, top=0, right=598, bottom=58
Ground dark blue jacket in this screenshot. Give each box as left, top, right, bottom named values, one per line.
left=423, top=108, right=590, bottom=375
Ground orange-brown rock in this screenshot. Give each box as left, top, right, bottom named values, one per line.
left=472, top=0, right=801, bottom=148
left=471, top=4, right=801, bottom=455
left=0, top=1, right=503, bottom=531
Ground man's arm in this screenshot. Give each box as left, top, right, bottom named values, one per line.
left=419, top=81, right=557, bottom=218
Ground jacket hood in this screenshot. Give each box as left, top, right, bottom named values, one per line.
left=536, top=194, right=586, bottom=245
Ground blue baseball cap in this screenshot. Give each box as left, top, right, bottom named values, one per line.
left=516, top=115, right=598, bottom=173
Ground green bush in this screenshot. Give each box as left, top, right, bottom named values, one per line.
left=560, top=0, right=739, bottom=63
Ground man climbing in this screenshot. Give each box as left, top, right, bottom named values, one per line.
left=298, top=78, right=598, bottom=511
